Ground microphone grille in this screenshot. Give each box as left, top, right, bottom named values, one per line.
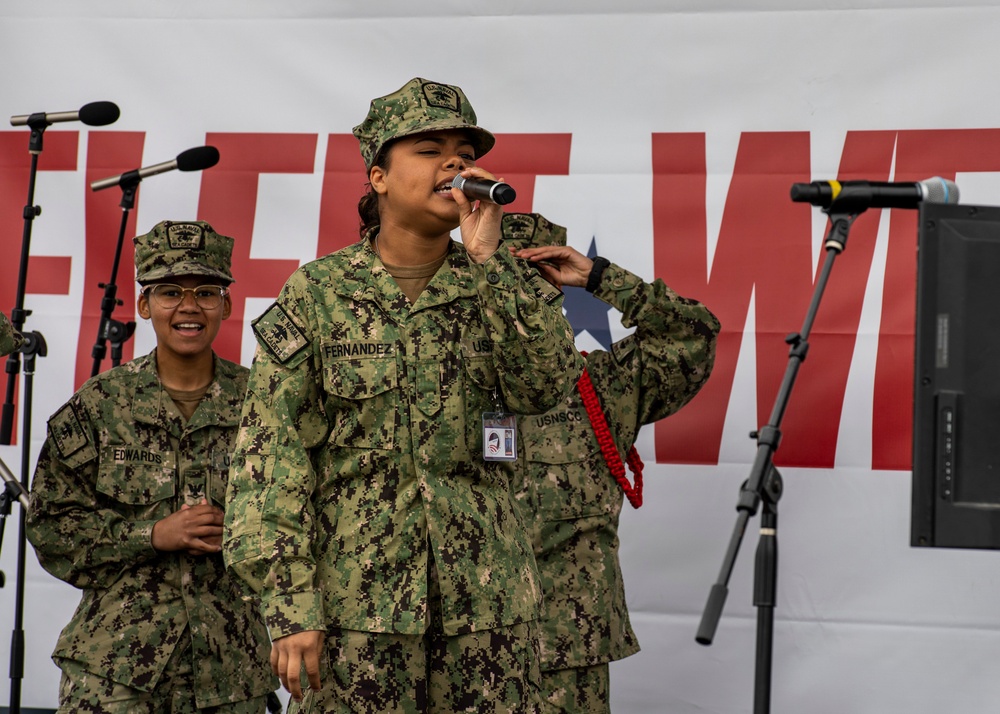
left=177, top=146, right=221, bottom=172
left=921, top=177, right=960, bottom=205
left=78, top=101, right=120, bottom=127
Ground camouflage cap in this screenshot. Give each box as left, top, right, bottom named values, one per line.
left=353, top=77, right=496, bottom=170
left=0, top=311, right=23, bottom=358
left=501, top=213, right=568, bottom=250
left=134, top=220, right=235, bottom=285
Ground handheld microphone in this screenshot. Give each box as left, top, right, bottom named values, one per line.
left=90, top=146, right=220, bottom=191
left=452, top=174, right=517, bottom=205
left=790, top=176, right=959, bottom=210
left=10, top=101, right=120, bottom=127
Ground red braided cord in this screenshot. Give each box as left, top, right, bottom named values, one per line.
left=575, top=360, right=644, bottom=508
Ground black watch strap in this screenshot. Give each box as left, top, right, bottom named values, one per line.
left=586, top=257, right=611, bottom=293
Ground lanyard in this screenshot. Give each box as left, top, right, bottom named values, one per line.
left=575, top=361, right=644, bottom=509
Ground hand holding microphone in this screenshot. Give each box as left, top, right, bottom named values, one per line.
left=452, top=173, right=516, bottom=205
left=452, top=169, right=514, bottom=263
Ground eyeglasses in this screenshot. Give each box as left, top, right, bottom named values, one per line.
left=144, top=284, right=228, bottom=310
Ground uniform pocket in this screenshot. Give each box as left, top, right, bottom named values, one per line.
left=523, top=417, right=616, bottom=520
left=208, top=449, right=232, bottom=507
left=323, top=354, right=398, bottom=450
left=461, top=353, right=501, bottom=460
left=96, top=447, right=176, bottom=506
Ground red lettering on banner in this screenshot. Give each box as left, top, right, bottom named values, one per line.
left=197, top=133, right=316, bottom=362
left=27, top=257, right=72, bottom=294
left=873, top=129, right=1000, bottom=470
left=0, top=130, right=78, bottom=444
left=317, top=133, right=572, bottom=258
left=317, top=134, right=369, bottom=257
left=651, top=131, right=900, bottom=467
left=651, top=133, right=811, bottom=465
left=75, top=132, right=147, bottom=390
left=485, top=134, right=573, bottom=214
left=0, top=131, right=78, bottom=308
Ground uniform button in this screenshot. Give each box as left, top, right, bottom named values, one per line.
left=487, top=272, right=501, bottom=285
left=612, top=276, right=625, bottom=287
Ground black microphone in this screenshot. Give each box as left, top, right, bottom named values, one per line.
left=790, top=176, right=959, bottom=210
left=90, top=146, right=220, bottom=191
left=10, top=101, right=120, bottom=127
left=452, top=174, right=517, bottom=205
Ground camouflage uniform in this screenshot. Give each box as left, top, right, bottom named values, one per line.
left=224, top=77, right=582, bottom=714
left=503, top=214, right=720, bottom=713
left=224, top=235, right=580, bottom=678
left=0, top=310, right=23, bottom=357
left=26, top=221, right=275, bottom=712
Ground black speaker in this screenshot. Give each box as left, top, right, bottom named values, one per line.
left=912, top=202, right=1000, bottom=548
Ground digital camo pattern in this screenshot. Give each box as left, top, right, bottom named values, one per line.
left=353, top=77, right=496, bottom=169
left=288, top=621, right=540, bottom=714
left=224, top=234, right=583, bottom=642
left=537, top=663, right=610, bottom=714
left=500, top=213, right=568, bottom=250
left=133, top=220, right=235, bottom=284
left=0, top=311, right=23, bottom=357
left=512, top=262, right=720, bottom=672
left=57, top=637, right=270, bottom=713
left=26, top=351, right=275, bottom=708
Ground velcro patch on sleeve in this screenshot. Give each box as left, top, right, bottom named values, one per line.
left=528, top=271, right=563, bottom=305
left=252, top=302, right=311, bottom=366
left=48, top=402, right=90, bottom=460
left=611, top=333, right=638, bottom=365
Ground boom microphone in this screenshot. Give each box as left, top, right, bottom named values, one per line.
left=452, top=174, right=517, bottom=205
left=90, top=146, right=221, bottom=191
left=790, top=176, right=959, bottom=210
left=10, top=101, right=120, bottom=127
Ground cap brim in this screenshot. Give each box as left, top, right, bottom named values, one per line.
left=137, top=262, right=234, bottom=285
left=373, top=120, right=495, bottom=167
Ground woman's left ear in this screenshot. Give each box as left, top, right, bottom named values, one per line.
left=369, top=165, right=388, bottom=195
left=136, top=290, right=151, bottom=320
left=221, top=294, right=232, bottom=320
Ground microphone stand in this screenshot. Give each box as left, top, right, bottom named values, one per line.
left=90, top=175, right=139, bottom=377
left=696, top=202, right=861, bottom=714
left=0, top=114, right=51, bottom=714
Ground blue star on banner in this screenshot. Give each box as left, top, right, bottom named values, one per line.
left=562, top=236, right=613, bottom=351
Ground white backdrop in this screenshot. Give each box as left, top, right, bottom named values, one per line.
left=2, top=2, right=1000, bottom=712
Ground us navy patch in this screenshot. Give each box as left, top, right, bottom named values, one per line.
left=501, top=213, right=538, bottom=244
left=48, top=402, right=89, bottom=459
left=252, top=302, right=310, bottom=365
left=422, top=82, right=461, bottom=113
left=166, top=222, right=205, bottom=250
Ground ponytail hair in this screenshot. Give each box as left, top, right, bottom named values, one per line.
left=358, top=187, right=380, bottom=238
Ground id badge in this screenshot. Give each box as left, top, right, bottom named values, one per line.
left=482, top=412, right=518, bottom=462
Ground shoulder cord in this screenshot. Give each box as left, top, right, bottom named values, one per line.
left=575, top=356, right=644, bottom=508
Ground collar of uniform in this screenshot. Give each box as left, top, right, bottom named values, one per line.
left=319, top=231, right=385, bottom=303
left=185, top=356, right=245, bottom=431
left=131, top=350, right=174, bottom=431
left=342, top=230, right=479, bottom=311
left=409, top=242, right=479, bottom=311
left=131, top=350, right=240, bottom=433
